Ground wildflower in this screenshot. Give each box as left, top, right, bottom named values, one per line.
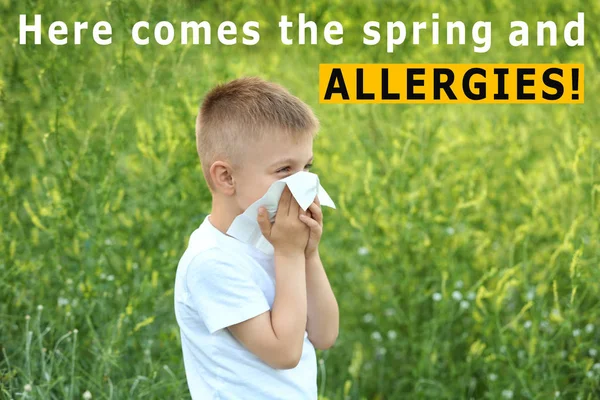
left=467, top=291, right=476, bottom=300
left=25, top=315, right=30, bottom=320
left=387, top=330, right=397, bottom=340
left=500, top=345, right=507, bottom=354
left=517, top=350, right=526, bottom=359
left=318, top=359, right=324, bottom=366
left=560, top=350, right=568, bottom=359
left=66, top=278, right=73, bottom=285
left=375, top=347, right=387, bottom=357
left=104, top=238, right=113, bottom=246
left=107, top=274, right=115, bottom=281
left=573, top=329, right=581, bottom=337
left=445, top=226, right=455, bottom=235
left=362, top=313, right=374, bottom=323
left=58, top=297, right=69, bottom=307
left=83, top=390, right=92, bottom=400
left=432, top=292, right=442, bottom=301
left=455, top=280, right=464, bottom=289
left=24, top=383, right=32, bottom=392
left=132, top=262, right=139, bottom=270
left=460, top=300, right=470, bottom=310
left=585, top=323, right=594, bottom=334
left=384, top=308, right=396, bottom=317
left=593, top=363, right=600, bottom=370
left=451, top=291, right=462, bottom=301
left=37, top=305, right=43, bottom=311
left=586, top=371, right=593, bottom=378
left=357, top=247, right=369, bottom=256
left=524, top=320, right=532, bottom=329
left=540, top=321, right=550, bottom=331
left=502, top=389, right=514, bottom=399
left=100, top=273, right=106, bottom=280
left=371, top=331, right=382, bottom=342
left=488, top=373, right=498, bottom=381
left=589, top=348, right=597, bottom=357
left=526, top=289, right=535, bottom=301
left=555, top=391, right=560, bottom=398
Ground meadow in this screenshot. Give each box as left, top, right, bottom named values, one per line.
left=1, top=0, right=600, bottom=398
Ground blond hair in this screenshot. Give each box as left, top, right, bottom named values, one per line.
left=196, top=77, right=319, bottom=191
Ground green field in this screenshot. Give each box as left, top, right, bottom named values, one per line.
left=1, top=0, right=600, bottom=398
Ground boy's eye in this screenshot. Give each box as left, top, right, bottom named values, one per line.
left=277, top=164, right=312, bottom=173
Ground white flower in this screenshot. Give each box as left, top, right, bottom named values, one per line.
left=362, top=313, right=374, bottom=323
left=384, top=308, right=396, bottom=317
left=467, top=291, right=476, bottom=300
left=66, top=278, right=73, bottom=285
left=451, top=291, right=462, bottom=301
left=132, top=262, right=139, bottom=270
left=500, top=345, right=507, bottom=354
left=586, top=371, right=593, bottom=378
left=83, top=390, right=92, bottom=400
left=502, top=389, right=514, bottom=399
left=57, top=297, right=69, bottom=307
left=560, top=350, right=568, bottom=359
left=37, top=305, right=44, bottom=311
left=593, top=363, right=600, bottom=370
left=106, top=275, right=115, bottom=281
left=488, top=373, right=498, bottom=381
left=573, top=329, right=581, bottom=337
left=371, top=331, right=382, bottom=342
left=524, top=320, right=532, bottom=329
left=445, top=226, right=455, bottom=235
left=454, top=280, right=464, bottom=289
left=589, top=348, right=597, bottom=357
left=555, top=391, right=560, bottom=398
left=104, top=238, right=113, bottom=246
left=432, top=292, right=442, bottom=302
left=526, top=289, right=535, bottom=301
left=375, top=347, right=387, bottom=357
left=518, top=350, right=526, bottom=359
left=387, top=330, right=397, bottom=340
left=357, top=247, right=369, bottom=256
left=24, top=383, right=32, bottom=392
left=460, top=300, right=470, bottom=310
left=100, top=273, right=106, bottom=280
left=585, top=323, right=594, bottom=333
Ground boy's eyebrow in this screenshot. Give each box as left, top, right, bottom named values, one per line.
left=270, top=155, right=314, bottom=167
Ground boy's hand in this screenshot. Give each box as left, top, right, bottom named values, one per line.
left=257, top=186, right=309, bottom=256
left=298, top=196, right=323, bottom=258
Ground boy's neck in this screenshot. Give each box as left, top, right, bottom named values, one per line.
left=208, top=202, right=237, bottom=236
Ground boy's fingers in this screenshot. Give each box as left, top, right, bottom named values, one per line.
left=300, top=214, right=318, bottom=230
left=308, top=202, right=322, bottom=222
left=278, top=186, right=291, bottom=216
left=314, top=196, right=320, bottom=207
left=257, top=207, right=271, bottom=237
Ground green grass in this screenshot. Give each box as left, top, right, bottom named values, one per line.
left=1, top=0, right=600, bottom=398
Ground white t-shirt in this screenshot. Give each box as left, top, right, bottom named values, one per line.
left=174, top=214, right=317, bottom=400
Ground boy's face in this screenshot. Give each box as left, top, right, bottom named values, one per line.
left=232, top=132, right=314, bottom=213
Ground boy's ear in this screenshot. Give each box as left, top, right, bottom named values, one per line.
left=210, top=161, right=235, bottom=196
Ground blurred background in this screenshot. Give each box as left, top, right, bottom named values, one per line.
left=1, top=0, right=599, bottom=398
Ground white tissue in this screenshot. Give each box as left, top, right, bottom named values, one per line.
left=226, top=171, right=336, bottom=255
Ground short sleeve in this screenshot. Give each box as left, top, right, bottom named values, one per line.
left=186, top=252, right=271, bottom=334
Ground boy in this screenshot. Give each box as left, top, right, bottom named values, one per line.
left=174, top=77, right=339, bottom=399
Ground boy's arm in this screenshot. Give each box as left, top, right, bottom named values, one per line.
left=228, top=249, right=307, bottom=369
left=228, top=187, right=309, bottom=370
left=305, top=251, right=339, bottom=350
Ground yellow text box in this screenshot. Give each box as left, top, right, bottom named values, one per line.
left=319, top=64, right=584, bottom=104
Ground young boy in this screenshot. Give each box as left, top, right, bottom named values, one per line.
left=174, top=77, right=339, bottom=399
